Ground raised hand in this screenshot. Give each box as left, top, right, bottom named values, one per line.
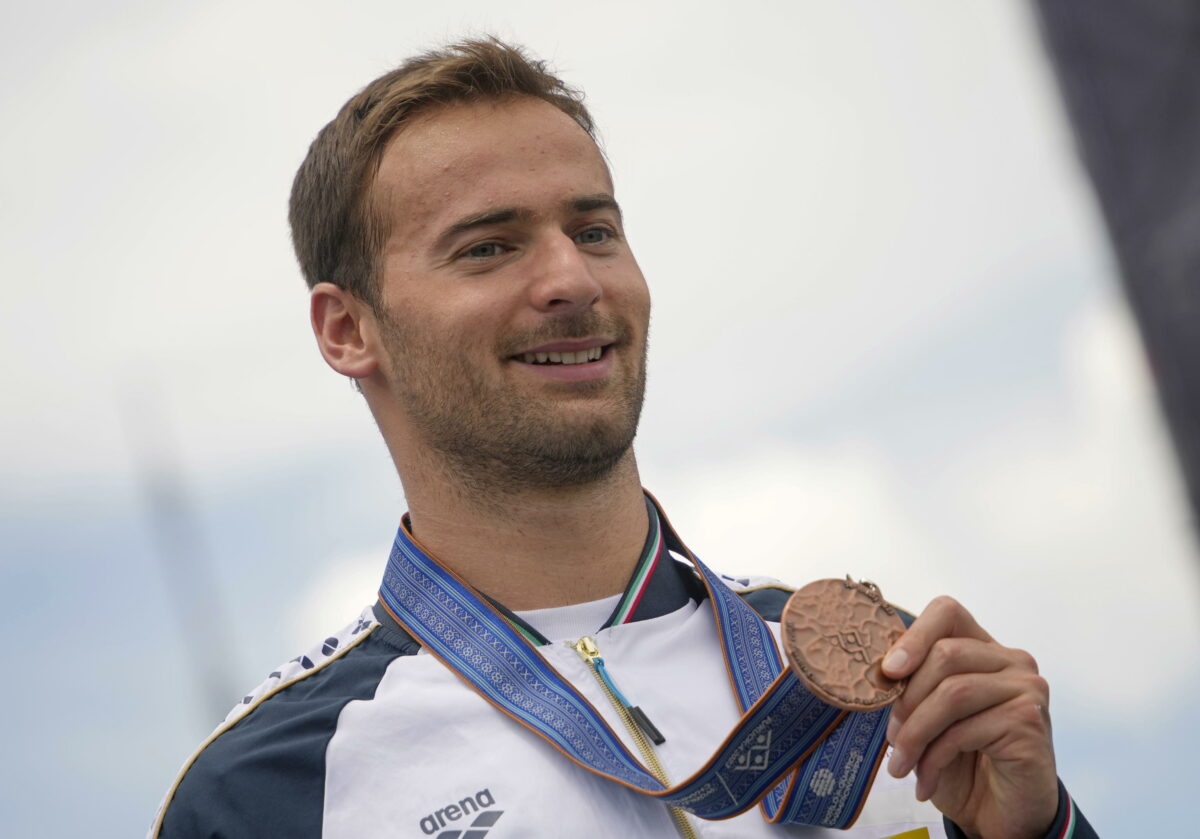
left=882, top=596, right=1058, bottom=839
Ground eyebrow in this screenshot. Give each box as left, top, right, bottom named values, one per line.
left=435, top=194, right=625, bottom=252
left=436, top=208, right=530, bottom=250
left=571, top=193, right=623, bottom=220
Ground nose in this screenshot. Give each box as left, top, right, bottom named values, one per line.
left=526, top=232, right=603, bottom=314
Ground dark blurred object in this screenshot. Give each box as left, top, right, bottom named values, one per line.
left=1036, top=0, right=1200, bottom=539
left=121, top=384, right=238, bottom=723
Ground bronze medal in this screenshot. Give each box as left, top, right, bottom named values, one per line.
left=781, top=577, right=907, bottom=711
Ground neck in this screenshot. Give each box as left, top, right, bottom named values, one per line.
left=398, top=451, right=649, bottom=610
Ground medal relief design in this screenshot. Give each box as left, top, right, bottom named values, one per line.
left=782, top=577, right=907, bottom=711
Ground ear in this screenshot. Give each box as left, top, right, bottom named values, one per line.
left=310, top=282, right=380, bottom=379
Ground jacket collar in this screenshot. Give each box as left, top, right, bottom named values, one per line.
left=375, top=493, right=707, bottom=646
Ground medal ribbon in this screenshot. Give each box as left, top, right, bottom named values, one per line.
left=377, top=494, right=891, bottom=827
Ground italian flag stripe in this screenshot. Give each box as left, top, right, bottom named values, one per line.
left=610, top=512, right=664, bottom=625
left=1057, top=794, right=1076, bottom=839
left=505, top=619, right=544, bottom=646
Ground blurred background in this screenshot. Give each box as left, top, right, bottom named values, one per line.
left=3, top=1, right=1198, bottom=835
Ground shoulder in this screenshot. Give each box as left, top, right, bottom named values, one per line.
left=150, top=606, right=419, bottom=838
left=718, top=572, right=795, bottom=623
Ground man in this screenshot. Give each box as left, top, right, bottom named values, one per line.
left=150, top=39, right=1096, bottom=838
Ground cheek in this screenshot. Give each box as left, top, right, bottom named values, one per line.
left=609, top=267, right=651, bottom=325
left=452, top=290, right=521, bottom=343
left=423, top=300, right=519, bottom=364
left=386, top=276, right=497, bottom=334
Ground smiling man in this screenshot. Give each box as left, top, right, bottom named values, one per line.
left=149, top=40, right=1097, bottom=838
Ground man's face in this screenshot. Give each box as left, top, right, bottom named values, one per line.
left=368, top=97, right=650, bottom=490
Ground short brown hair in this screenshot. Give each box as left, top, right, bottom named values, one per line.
left=288, top=37, right=596, bottom=309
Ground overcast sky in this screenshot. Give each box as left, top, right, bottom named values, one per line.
left=3, top=2, right=1198, bottom=835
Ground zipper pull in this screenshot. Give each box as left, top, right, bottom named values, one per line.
left=574, top=636, right=666, bottom=745
left=575, top=636, right=600, bottom=660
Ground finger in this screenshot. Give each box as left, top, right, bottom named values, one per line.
left=911, top=692, right=1053, bottom=802
left=882, top=596, right=994, bottom=680
left=889, top=637, right=1013, bottom=725
left=887, top=668, right=1039, bottom=779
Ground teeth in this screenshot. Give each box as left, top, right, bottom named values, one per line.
left=519, top=347, right=606, bottom=365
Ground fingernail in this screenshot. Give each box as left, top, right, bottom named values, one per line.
left=883, top=648, right=908, bottom=674
left=887, top=747, right=910, bottom=778
left=886, top=715, right=899, bottom=743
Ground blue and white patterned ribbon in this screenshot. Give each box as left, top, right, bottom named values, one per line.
left=378, top=495, right=892, bottom=827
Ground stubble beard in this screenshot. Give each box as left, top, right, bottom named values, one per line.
left=378, top=309, right=647, bottom=495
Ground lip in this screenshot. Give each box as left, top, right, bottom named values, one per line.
left=515, top=337, right=612, bottom=355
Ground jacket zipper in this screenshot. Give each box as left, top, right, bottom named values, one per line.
left=573, top=635, right=699, bottom=839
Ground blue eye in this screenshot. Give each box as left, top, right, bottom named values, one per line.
left=464, top=242, right=503, bottom=259
left=575, top=228, right=611, bottom=245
